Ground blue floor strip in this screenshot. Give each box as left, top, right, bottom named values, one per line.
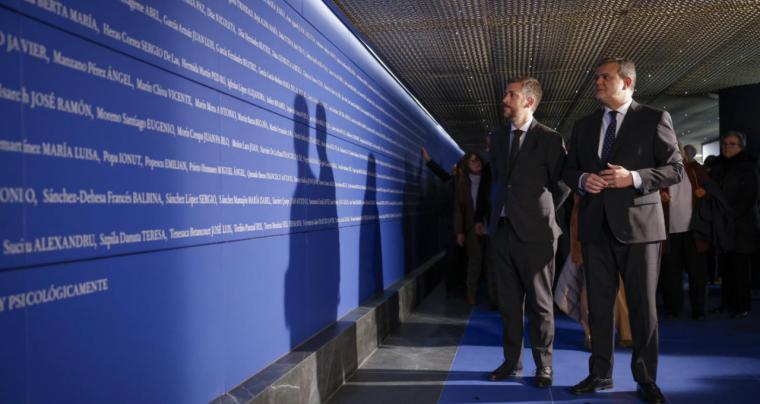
left=439, top=302, right=760, bottom=403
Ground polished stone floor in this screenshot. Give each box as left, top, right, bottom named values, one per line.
left=327, top=283, right=473, bottom=404
left=330, top=282, right=760, bottom=404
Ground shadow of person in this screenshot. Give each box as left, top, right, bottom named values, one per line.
left=285, top=97, right=341, bottom=349
left=359, top=154, right=383, bottom=300
left=284, top=95, right=313, bottom=349
left=402, top=154, right=427, bottom=273
left=311, top=102, right=340, bottom=325
left=401, top=159, right=415, bottom=273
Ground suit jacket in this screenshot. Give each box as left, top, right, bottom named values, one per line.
left=477, top=119, right=568, bottom=242
left=562, top=100, right=683, bottom=244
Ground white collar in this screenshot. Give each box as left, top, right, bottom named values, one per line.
left=510, top=116, right=533, bottom=133
left=604, top=98, right=633, bottom=116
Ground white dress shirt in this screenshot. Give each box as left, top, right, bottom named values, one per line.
left=598, top=99, right=633, bottom=157
left=509, top=117, right=533, bottom=150
left=580, top=98, right=643, bottom=190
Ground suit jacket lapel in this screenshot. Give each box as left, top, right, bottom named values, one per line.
left=608, top=100, right=640, bottom=163
left=507, top=119, right=538, bottom=178
left=589, top=110, right=604, bottom=169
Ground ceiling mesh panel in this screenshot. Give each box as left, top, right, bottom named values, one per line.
left=333, top=0, right=760, bottom=149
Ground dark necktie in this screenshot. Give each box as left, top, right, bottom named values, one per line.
left=508, top=129, right=523, bottom=173
left=601, top=110, right=617, bottom=163
left=502, top=129, right=523, bottom=217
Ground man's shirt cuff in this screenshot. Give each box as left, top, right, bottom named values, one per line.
left=631, top=171, right=643, bottom=190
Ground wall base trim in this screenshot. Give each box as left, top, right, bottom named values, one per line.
left=214, top=252, right=445, bottom=404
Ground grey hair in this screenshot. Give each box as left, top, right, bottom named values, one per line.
left=596, top=57, right=637, bottom=88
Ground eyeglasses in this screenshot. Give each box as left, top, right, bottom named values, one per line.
left=721, top=142, right=740, bottom=147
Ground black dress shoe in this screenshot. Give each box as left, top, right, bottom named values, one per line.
left=569, top=375, right=613, bottom=395
left=535, top=366, right=553, bottom=388
left=637, top=382, right=665, bottom=403
left=488, top=362, right=522, bottom=381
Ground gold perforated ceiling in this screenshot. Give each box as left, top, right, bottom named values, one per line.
left=332, top=0, right=760, bottom=150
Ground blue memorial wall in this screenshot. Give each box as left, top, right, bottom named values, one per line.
left=0, top=1, right=461, bottom=402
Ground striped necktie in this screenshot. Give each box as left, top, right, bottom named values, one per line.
left=601, top=110, right=617, bottom=163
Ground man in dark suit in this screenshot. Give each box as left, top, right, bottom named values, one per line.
left=562, top=58, right=683, bottom=404
left=474, top=76, right=567, bottom=388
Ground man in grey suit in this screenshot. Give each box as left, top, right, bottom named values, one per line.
left=474, top=76, right=567, bottom=388
left=562, top=58, right=683, bottom=404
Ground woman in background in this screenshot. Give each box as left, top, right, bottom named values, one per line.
left=453, top=152, right=493, bottom=305
left=710, top=131, right=759, bottom=318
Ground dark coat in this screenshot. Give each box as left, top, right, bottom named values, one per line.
left=453, top=166, right=492, bottom=235
left=425, top=159, right=453, bottom=183
left=710, top=152, right=760, bottom=254
left=696, top=180, right=735, bottom=254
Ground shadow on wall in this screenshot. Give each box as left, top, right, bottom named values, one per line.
left=418, top=156, right=442, bottom=269
left=285, top=95, right=340, bottom=349
left=402, top=159, right=415, bottom=273
left=359, top=153, right=383, bottom=301
left=314, top=101, right=341, bottom=331
left=402, top=155, right=429, bottom=273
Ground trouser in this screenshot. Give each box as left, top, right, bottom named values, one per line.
left=663, top=231, right=708, bottom=317
left=584, top=224, right=660, bottom=384
left=492, top=219, right=556, bottom=369
left=719, top=253, right=753, bottom=315
left=465, top=231, right=497, bottom=303
left=465, top=230, right=484, bottom=295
